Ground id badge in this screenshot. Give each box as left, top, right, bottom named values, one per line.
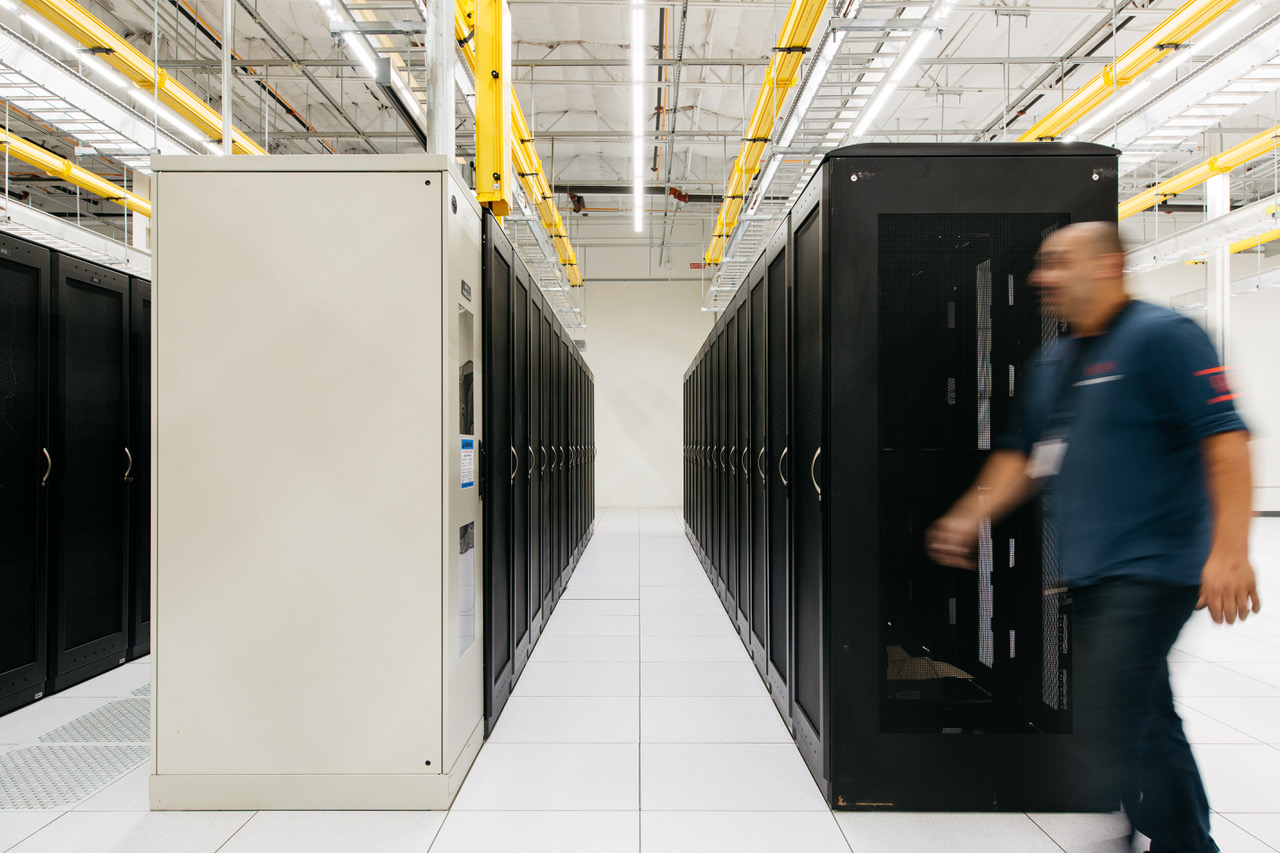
left=1027, top=438, right=1067, bottom=479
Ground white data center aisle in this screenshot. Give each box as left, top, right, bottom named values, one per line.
left=1, top=509, right=1279, bottom=852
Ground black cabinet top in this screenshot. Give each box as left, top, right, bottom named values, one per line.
left=824, top=141, right=1119, bottom=163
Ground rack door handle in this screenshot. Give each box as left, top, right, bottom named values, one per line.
left=757, top=447, right=766, bottom=483
left=779, top=447, right=789, bottom=487
left=541, top=445, right=547, bottom=474
left=511, top=446, right=518, bottom=483
left=124, top=447, right=133, bottom=482
left=529, top=445, right=534, bottom=476
left=742, top=446, right=750, bottom=475
left=42, top=447, right=51, bottom=486
left=810, top=447, right=822, bottom=503
left=729, top=445, right=737, bottom=476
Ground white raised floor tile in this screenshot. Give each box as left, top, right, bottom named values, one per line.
left=217, top=812, right=444, bottom=853
left=641, top=636, right=752, bottom=664
left=833, top=813, right=1065, bottom=853
left=641, top=697, right=791, bottom=743
left=513, top=662, right=640, bottom=697
left=1220, top=813, right=1280, bottom=851
left=641, top=811, right=851, bottom=853
left=9, top=811, right=253, bottom=853
left=640, top=662, right=769, bottom=697
left=429, top=811, right=638, bottom=853
left=640, top=743, right=827, bottom=812
left=529, top=635, right=639, bottom=663
left=452, top=743, right=639, bottom=811
left=488, top=697, right=640, bottom=744
left=0, top=812, right=64, bottom=852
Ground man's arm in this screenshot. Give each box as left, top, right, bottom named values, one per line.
left=1199, top=430, right=1261, bottom=623
left=926, top=450, right=1039, bottom=569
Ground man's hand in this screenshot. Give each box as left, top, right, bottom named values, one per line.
left=926, top=512, right=982, bottom=570
left=1198, top=550, right=1262, bottom=624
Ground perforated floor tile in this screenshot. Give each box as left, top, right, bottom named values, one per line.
left=38, top=699, right=149, bottom=745
left=0, top=744, right=149, bottom=809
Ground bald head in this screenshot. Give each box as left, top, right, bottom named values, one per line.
left=1062, top=221, right=1125, bottom=260
left=1030, top=221, right=1130, bottom=335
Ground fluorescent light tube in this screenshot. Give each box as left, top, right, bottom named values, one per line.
left=1194, top=1, right=1264, bottom=53
left=128, top=89, right=208, bottom=142
left=747, top=154, right=782, bottom=216
left=342, top=32, right=380, bottom=79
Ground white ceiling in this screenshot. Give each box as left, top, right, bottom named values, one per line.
left=1, top=0, right=1277, bottom=292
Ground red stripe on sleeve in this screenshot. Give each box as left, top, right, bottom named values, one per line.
left=1195, top=366, right=1230, bottom=376
left=1207, top=393, right=1237, bottom=405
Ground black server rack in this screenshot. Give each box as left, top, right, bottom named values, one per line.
left=1, top=236, right=151, bottom=717
left=128, top=277, right=151, bottom=661
left=529, top=290, right=546, bottom=642
left=512, top=265, right=533, bottom=680
left=482, top=221, right=516, bottom=728
left=684, top=143, right=1118, bottom=811
left=482, top=213, right=596, bottom=735
left=47, top=254, right=131, bottom=693
left=764, top=224, right=792, bottom=721
left=0, top=235, right=52, bottom=716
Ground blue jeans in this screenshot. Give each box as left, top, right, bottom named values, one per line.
left=1071, top=580, right=1217, bottom=853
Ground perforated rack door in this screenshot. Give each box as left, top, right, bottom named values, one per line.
left=482, top=220, right=514, bottom=735
left=749, top=275, right=769, bottom=665
left=0, top=235, right=51, bottom=714
left=48, top=254, right=129, bottom=693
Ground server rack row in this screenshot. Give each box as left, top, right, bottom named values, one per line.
left=0, top=232, right=151, bottom=717
left=684, top=143, right=1118, bottom=811
left=482, top=212, right=596, bottom=733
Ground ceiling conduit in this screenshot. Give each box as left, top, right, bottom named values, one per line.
left=0, top=127, right=152, bottom=215
left=1118, top=121, right=1280, bottom=219
left=456, top=0, right=581, bottom=285
left=1018, top=0, right=1250, bottom=142
left=703, top=0, right=826, bottom=266
left=23, top=0, right=266, bottom=154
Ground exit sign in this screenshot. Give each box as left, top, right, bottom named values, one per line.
left=689, top=262, right=708, bottom=270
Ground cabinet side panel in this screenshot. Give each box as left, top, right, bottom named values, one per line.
left=154, top=170, right=444, bottom=777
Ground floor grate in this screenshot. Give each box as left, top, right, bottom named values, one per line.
left=38, top=698, right=149, bottom=745
left=0, top=744, right=149, bottom=809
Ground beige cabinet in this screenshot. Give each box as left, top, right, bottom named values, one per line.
left=149, top=156, right=484, bottom=809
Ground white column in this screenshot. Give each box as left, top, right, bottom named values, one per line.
left=222, top=0, right=234, bottom=155
left=131, top=170, right=151, bottom=252
left=426, top=0, right=454, bottom=156
left=1205, top=172, right=1231, bottom=361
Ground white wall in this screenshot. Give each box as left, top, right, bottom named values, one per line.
left=1129, top=249, right=1280, bottom=512
left=580, top=276, right=713, bottom=508
left=1232, top=287, right=1280, bottom=512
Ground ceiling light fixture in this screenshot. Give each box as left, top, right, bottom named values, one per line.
left=849, top=29, right=930, bottom=141
left=342, top=31, right=380, bottom=79
left=19, top=12, right=128, bottom=90
left=1073, top=79, right=1152, bottom=135
left=126, top=88, right=207, bottom=143
left=631, top=0, right=644, bottom=233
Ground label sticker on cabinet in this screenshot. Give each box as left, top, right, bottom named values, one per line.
left=461, top=438, right=475, bottom=489
left=459, top=522, right=476, bottom=656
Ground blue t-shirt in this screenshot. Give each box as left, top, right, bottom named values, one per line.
left=996, top=300, right=1247, bottom=588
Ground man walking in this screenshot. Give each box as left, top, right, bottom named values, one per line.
left=927, top=221, right=1260, bottom=853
